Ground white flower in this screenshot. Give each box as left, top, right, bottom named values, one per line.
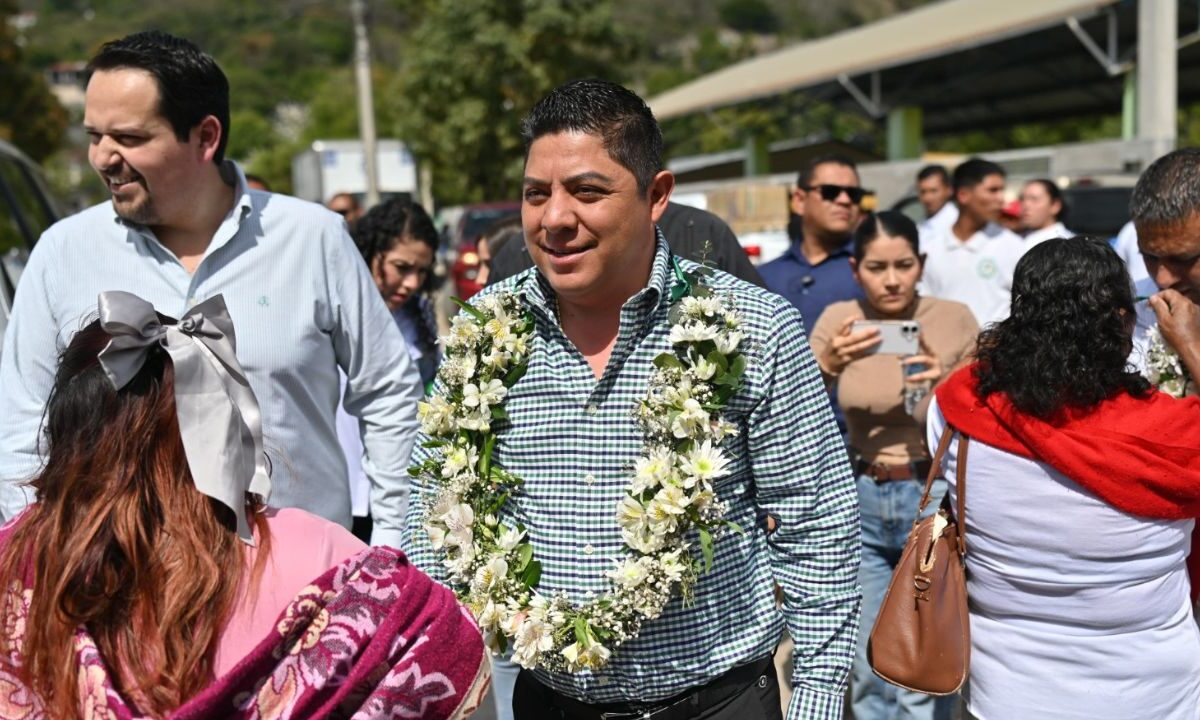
left=679, top=440, right=731, bottom=485
left=426, top=523, right=447, bottom=550
left=562, top=640, right=612, bottom=669
left=669, top=321, right=719, bottom=345
left=671, top=398, right=709, bottom=439
left=659, top=549, right=687, bottom=583
left=418, top=395, right=456, bottom=435
left=630, top=448, right=674, bottom=495
left=474, top=556, right=509, bottom=592
left=713, top=330, right=743, bottom=355
left=681, top=295, right=722, bottom=318
left=512, top=617, right=554, bottom=667
left=608, top=558, right=649, bottom=588
left=463, top=379, right=507, bottom=414
left=622, top=525, right=665, bottom=554
left=616, top=495, right=647, bottom=531
left=651, top=485, right=690, bottom=516
left=442, top=444, right=480, bottom=478
left=477, top=600, right=503, bottom=632
left=497, top=525, right=526, bottom=552
left=690, top=355, right=719, bottom=381
left=458, top=406, right=492, bottom=433
left=440, top=503, right=475, bottom=549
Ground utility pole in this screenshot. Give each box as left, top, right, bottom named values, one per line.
left=351, top=0, right=380, bottom=208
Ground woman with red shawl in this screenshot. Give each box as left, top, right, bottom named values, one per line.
left=930, top=237, right=1200, bottom=720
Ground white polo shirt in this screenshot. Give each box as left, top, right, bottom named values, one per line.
left=918, top=201, right=958, bottom=239
left=1023, top=221, right=1071, bottom=247
left=920, top=222, right=1026, bottom=326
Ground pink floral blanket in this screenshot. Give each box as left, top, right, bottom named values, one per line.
left=0, top=542, right=489, bottom=719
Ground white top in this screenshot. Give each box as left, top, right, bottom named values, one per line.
left=1022, top=221, right=1070, bottom=247
left=928, top=399, right=1200, bottom=720
left=1115, top=221, right=1151, bottom=285
left=1130, top=276, right=1159, bottom=376
left=918, top=222, right=1026, bottom=326
left=0, top=162, right=423, bottom=549
left=918, top=201, right=959, bottom=238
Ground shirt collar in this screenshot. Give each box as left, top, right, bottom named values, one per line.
left=522, top=227, right=673, bottom=323
left=784, top=236, right=854, bottom=267
left=113, top=160, right=253, bottom=259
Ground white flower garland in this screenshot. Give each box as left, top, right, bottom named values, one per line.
left=410, top=272, right=745, bottom=673
left=1145, top=324, right=1194, bottom=398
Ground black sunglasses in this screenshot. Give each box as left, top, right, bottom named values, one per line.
left=805, top=184, right=867, bottom=205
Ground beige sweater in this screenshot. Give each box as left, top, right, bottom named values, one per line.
left=810, top=296, right=979, bottom=464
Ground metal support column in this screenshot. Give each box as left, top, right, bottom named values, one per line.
left=886, top=106, right=922, bottom=161
left=743, top=134, right=770, bottom=177
left=1136, top=0, right=1177, bottom=158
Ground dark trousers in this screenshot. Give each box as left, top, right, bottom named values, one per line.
left=512, top=657, right=782, bottom=720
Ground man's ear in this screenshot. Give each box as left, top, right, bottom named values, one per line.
left=194, top=115, right=223, bottom=164
left=790, top=187, right=806, bottom=216
left=648, top=170, right=675, bottom=224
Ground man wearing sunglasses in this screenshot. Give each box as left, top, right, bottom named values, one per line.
left=760, top=155, right=866, bottom=336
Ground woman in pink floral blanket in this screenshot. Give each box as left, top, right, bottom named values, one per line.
left=0, top=292, right=489, bottom=720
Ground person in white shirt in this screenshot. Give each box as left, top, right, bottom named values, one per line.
left=1114, top=220, right=1152, bottom=286
left=919, top=158, right=1025, bottom=326
left=915, top=164, right=958, bottom=239
left=1019, top=178, right=1070, bottom=246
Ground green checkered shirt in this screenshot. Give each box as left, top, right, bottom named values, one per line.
left=403, top=237, right=861, bottom=719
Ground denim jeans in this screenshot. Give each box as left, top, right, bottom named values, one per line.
left=851, top=472, right=948, bottom=720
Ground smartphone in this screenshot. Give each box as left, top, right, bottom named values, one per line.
left=852, top=319, right=920, bottom=356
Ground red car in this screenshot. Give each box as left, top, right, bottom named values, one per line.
left=450, top=202, right=520, bottom=299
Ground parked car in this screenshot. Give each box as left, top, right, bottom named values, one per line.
left=0, top=140, right=60, bottom=348
left=449, top=202, right=520, bottom=299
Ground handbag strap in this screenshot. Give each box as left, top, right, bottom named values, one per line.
left=916, top=425, right=971, bottom=557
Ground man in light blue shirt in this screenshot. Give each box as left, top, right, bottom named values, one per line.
left=0, top=31, right=421, bottom=548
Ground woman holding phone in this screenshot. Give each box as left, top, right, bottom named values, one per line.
left=809, top=211, right=979, bottom=720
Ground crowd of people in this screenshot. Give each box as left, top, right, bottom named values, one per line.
left=1, top=27, right=1199, bottom=720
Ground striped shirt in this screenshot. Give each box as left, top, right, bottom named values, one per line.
left=0, top=162, right=422, bottom=548
left=403, top=237, right=860, bottom=719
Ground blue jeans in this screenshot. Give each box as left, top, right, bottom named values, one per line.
left=851, top=472, right=948, bottom=720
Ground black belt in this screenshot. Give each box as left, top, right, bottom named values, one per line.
left=526, top=654, right=774, bottom=720
left=855, top=458, right=932, bottom=483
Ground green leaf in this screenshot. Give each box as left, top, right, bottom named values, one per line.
left=699, top=527, right=714, bottom=573
left=654, top=353, right=684, bottom=370
left=407, top=467, right=421, bottom=477
left=421, top=439, right=446, bottom=449
left=515, top=542, right=534, bottom=571
left=496, top=633, right=508, bottom=653
left=505, top=361, right=528, bottom=386
left=491, top=405, right=509, bottom=420
left=728, top=353, right=747, bottom=380
left=451, top=297, right=485, bottom=321
left=574, top=617, right=590, bottom=645
left=726, top=520, right=746, bottom=535
left=706, top=350, right=729, bottom=372
left=522, top=559, right=543, bottom=587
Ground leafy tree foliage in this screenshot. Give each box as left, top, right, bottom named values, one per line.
left=0, top=0, right=67, bottom=161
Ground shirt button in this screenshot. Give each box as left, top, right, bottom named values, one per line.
left=585, top=404, right=598, bottom=415
left=596, top=676, right=609, bottom=685
left=186, top=296, right=197, bottom=308
left=584, top=474, right=595, bottom=485
left=584, top=544, right=594, bottom=555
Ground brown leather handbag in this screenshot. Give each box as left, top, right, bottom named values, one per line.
left=867, top=426, right=970, bottom=696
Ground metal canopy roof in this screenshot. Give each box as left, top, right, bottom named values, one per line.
left=648, top=0, right=1200, bottom=136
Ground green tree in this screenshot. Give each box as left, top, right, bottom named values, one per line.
left=0, top=0, right=67, bottom=161
left=387, top=0, right=630, bottom=205
left=718, top=0, right=780, bottom=35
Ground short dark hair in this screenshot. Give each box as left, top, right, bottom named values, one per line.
left=917, top=164, right=950, bottom=185
left=1130, top=148, right=1200, bottom=227
left=852, top=211, right=919, bottom=263
left=952, top=158, right=1005, bottom=193
left=87, top=31, right=230, bottom=165
left=521, top=79, right=663, bottom=194
left=974, top=236, right=1150, bottom=419
left=797, top=154, right=859, bottom=189
left=352, top=197, right=440, bottom=266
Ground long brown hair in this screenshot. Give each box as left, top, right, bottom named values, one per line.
left=0, top=319, right=271, bottom=718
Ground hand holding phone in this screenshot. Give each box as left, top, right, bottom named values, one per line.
left=851, top=320, right=920, bottom=355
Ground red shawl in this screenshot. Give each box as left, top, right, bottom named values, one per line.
left=936, top=365, right=1200, bottom=597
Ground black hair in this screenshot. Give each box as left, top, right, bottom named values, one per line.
left=481, top=216, right=523, bottom=260
left=1130, top=148, right=1200, bottom=227
left=917, top=164, right=950, bottom=185
left=852, top=211, right=920, bottom=263
left=521, top=79, right=663, bottom=195
left=87, top=31, right=230, bottom=166
left=952, top=158, right=1005, bottom=193
left=351, top=198, right=441, bottom=352
left=797, top=153, right=859, bottom=189
left=1025, top=178, right=1066, bottom=223
left=974, top=236, right=1150, bottom=419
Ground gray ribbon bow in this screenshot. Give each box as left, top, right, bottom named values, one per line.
left=97, top=291, right=271, bottom=544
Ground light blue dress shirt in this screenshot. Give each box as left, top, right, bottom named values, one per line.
left=0, top=163, right=422, bottom=549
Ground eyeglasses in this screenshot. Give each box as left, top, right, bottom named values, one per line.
left=805, top=184, right=868, bottom=205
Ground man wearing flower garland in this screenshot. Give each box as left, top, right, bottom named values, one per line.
left=403, top=79, right=860, bottom=720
